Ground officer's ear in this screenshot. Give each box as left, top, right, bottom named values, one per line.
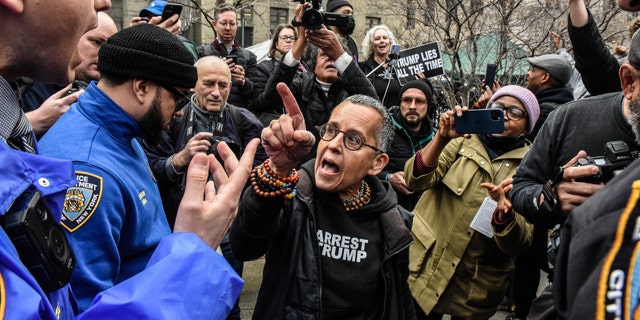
left=0, top=0, right=24, bottom=13
left=131, top=79, right=157, bottom=111
left=620, top=64, right=640, bottom=100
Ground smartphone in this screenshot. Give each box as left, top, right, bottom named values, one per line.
left=454, top=109, right=504, bottom=134
left=161, top=3, right=183, bottom=22
left=484, top=63, right=497, bottom=89
left=226, top=54, right=238, bottom=64
left=389, top=44, right=401, bottom=60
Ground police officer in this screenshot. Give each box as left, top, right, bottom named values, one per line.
left=0, top=1, right=257, bottom=318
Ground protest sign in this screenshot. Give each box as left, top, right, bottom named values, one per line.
left=394, top=41, right=444, bottom=84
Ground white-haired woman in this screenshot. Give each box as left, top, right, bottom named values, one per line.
left=359, top=24, right=402, bottom=108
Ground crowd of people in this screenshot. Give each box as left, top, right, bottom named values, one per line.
left=4, top=0, right=640, bottom=319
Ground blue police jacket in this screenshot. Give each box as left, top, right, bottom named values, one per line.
left=0, top=88, right=243, bottom=319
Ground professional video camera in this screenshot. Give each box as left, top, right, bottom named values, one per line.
left=294, top=0, right=352, bottom=30
left=574, top=140, right=640, bottom=184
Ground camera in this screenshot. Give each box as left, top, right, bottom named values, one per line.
left=295, top=0, right=351, bottom=30
left=3, top=186, right=75, bottom=292
left=206, top=136, right=242, bottom=165
left=61, top=80, right=88, bottom=98
left=574, top=140, right=639, bottom=184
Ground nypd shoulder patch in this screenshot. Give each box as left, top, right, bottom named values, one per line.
left=61, top=172, right=103, bottom=232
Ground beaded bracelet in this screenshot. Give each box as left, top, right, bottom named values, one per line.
left=250, top=160, right=298, bottom=200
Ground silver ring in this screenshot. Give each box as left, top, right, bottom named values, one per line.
left=304, top=133, right=315, bottom=146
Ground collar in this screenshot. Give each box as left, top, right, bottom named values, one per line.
left=78, top=82, right=144, bottom=142
left=215, top=39, right=238, bottom=54
left=0, top=77, right=21, bottom=142
left=0, top=142, right=76, bottom=220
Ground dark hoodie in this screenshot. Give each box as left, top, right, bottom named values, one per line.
left=230, top=159, right=415, bottom=319
left=528, top=86, right=574, bottom=141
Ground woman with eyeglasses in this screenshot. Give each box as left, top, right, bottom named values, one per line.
left=404, top=85, right=540, bottom=320
left=252, top=24, right=308, bottom=126
left=359, top=24, right=406, bottom=109
left=231, top=85, right=416, bottom=319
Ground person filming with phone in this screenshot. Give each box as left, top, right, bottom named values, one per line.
left=131, top=0, right=198, bottom=59
left=405, top=85, right=539, bottom=319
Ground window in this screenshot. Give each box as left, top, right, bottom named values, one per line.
left=237, top=6, right=254, bottom=47
left=366, top=16, right=381, bottom=30
left=270, top=8, right=289, bottom=35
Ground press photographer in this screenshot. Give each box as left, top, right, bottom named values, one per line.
left=293, top=0, right=359, bottom=62
left=510, top=28, right=640, bottom=316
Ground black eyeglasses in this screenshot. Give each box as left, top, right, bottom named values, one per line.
left=316, top=123, right=384, bottom=153
left=278, top=36, right=296, bottom=42
left=159, top=83, right=191, bottom=111
left=490, top=101, right=527, bottom=121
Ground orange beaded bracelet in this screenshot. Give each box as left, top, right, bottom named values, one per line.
left=250, top=160, right=298, bottom=200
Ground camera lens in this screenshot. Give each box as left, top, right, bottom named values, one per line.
left=491, top=110, right=503, bottom=121
left=49, top=225, right=72, bottom=267
left=302, top=9, right=323, bottom=30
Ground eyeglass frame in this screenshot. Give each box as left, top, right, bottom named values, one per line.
left=489, top=101, right=527, bottom=121
left=316, top=123, right=384, bottom=154
left=278, top=36, right=297, bottom=42
left=158, top=82, right=191, bottom=112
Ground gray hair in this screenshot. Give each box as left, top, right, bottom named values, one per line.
left=361, top=25, right=398, bottom=60
left=344, top=94, right=394, bottom=152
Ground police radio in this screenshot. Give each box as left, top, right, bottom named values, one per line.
left=3, top=186, right=75, bottom=292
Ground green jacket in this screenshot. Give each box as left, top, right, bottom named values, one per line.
left=404, top=135, right=533, bottom=319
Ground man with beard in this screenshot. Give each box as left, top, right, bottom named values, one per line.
left=37, top=24, right=250, bottom=314
left=377, top=79, right=436, bottom=211
left=552, top=27, right=640, bottom=319
left=510, top=25, right=640, bottom=320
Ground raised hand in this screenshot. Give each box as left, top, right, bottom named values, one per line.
left=174, top=139, right=259, bottom=249
left=260, top=82, right=315, bottom=175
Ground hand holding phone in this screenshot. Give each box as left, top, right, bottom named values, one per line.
left=226, top=54, right=238, bottom=65
left=484, top=64, right=497, bottom=90
left=161, top=3, right=183, bottom=22
left=454, top=109, right=504, bottom=134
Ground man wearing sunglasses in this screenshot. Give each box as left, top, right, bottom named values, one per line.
left=37, top=24, right=247, bottom=314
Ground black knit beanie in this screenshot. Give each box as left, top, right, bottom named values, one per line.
left=98, top=24, right=197, bottom=88
left=326, top=0, right=353, bottom=12
left=399, top=79, right=434, bottom=106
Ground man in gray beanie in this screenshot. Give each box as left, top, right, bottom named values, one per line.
left=37, top=24, right=257, bottom=316
left=511, top=14, right=640, bottom=320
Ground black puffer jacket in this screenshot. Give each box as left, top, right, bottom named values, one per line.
left=252, top=57, right=377, bottom=159
left=230, top=160, right=415, bottom=320
left=251, top=58, right=308, bottom=126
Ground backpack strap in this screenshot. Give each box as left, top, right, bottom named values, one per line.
left=227, top=104, right=244, bottom=139
left=196, top=44, right=215, bottom=58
